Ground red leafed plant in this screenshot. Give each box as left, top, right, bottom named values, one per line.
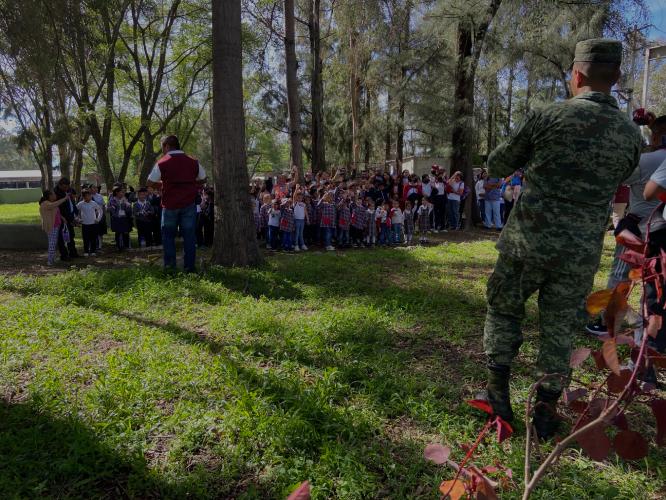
left=426, top=216, right=666, bottom=499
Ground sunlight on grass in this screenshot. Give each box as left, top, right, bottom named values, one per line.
left=0, top=238, right=662, bottom=498
left=0, top=202, right=40, bottom=224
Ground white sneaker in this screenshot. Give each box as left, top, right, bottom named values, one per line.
left=301, top=245, right=308, bottom=251
left=326, top=246, right=335, bottom=251
left=83, top=253, right=89, bottom=257
left=92, top=253, right=98, bottom=257
left=294, top=247, right=300, bottom=252
left=266, top=244, right=272, bottom=250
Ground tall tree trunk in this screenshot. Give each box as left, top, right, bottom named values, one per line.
left=284, top=0, right=303, bottom=183
left=505, top=62, right=514, bottom=136
left=450, top=0, right=502, bottom=229
left=139, top=130, right=158, bottom=186
left=349, top=31, right=361, bottom=175
left=395, top=4, right=411, bottom=171
left=212, top=0, right=262, bottom=267
left=385, top=92, right=392, bottom=163
left=363, top=87, right=371, bottom=167
left=73, top=144, right=84, bottom=192
left=308, top=0, right=325, bottom=174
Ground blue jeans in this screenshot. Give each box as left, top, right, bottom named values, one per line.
left=294, top=219, right=305, bottom=248
left=479, top=199, right=486, bottom=226
left=267, top=225, right=279, bottom=249
left=447, top=199, right=460, bottom=229
left=322, top=227, right=333, bottom=247
left=379, top=224, right=390, bottom=244
left=161, top=203, right=197, bottom=272
left=484, top=200, right=502, bottom=229
left=281, top=230, right=293, bottom=250
left=337, top=228, right=349, bottom=246
left=392, top=223, right=403, bottom=244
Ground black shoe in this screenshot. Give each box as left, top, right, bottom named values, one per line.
left=533, top=387, right=562, bottom=440
left=586, top=318, right=607, bottom=336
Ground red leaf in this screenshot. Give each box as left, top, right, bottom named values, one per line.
left=495, top=416, right=513, bottom=443
left=570, top=347, right=591, bottom=368
left=569, top=400, right=589, bottom=414
left=616, top=230, right=646, bottom=253
left=618, top=250, right=645, bottom=268
left=660, top=249, right=666, bottom=283
left=602, top=339, right=621, bottom=375
left=287, top=481, right=311, bottom=500
left=575, top=420, right=611, bottom=461
left=652, top=399, right=666, bottom=446
left=467, top=399, right=493, bottom=415
left=592, top=350, right=607, bottom=370
left=424, top=443, right=451, bottom=465
left=564, top=388, right=588, bottom=404
left=607, top=369, right=632, bottom=394
left=439, top=479, right=466, bottom=499
left=647, top=315, right=662, bottom=339
left=614, top=430, right=649, bottom=461
left=475, top=477, right=498, bottom=500
left=611, top=413, right=629, bottom=431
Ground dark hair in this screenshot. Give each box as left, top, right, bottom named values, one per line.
left=574, top=61, right=621, bottom=86
left=112, top=186, right=123, bottom=196
left=58, top=177, right=70, bottom=186
left=160, top=135, right=181, bottom=151
left=82, top=189, right=91, bottom=197
left=39, top=190, right=53, bottom=204
left=138, top=187, right=148, bottom=193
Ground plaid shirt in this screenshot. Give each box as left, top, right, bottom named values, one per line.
left=306, top=200, right=316, bottom=224
left=337, top=202, right=351, bottom=230
left=280, top=206, right=295, bottom=232
left=318, top=200, right=336, bottom=228
left=418, top=205, right=431, bottom=232
left=403, top=209, right=415, bottom=233
left=260, top=203, right=271, bottom=229
left=351, top=203, right=367, bottom=229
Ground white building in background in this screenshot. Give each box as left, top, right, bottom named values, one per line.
left=0, top=170, right=60, bottom=189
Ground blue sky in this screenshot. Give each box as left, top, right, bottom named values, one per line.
left=648, top=0, right=666, bottom=40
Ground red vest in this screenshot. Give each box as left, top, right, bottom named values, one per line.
left=157, top=152, right=199, bottom=209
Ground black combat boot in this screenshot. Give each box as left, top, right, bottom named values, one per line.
left=533, top=387, right=562, bottom=440
left=486, top=363, right=514, bottom=422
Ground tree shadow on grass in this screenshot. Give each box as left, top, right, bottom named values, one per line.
left=0, top=400, right=178, bottom=499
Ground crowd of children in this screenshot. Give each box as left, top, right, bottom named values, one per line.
left=250, top=166, right=470, bottom=252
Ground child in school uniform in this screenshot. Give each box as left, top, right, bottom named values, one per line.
left=365, top=199, right=377, bottom=246
left=90, top=185, right=107, bottom=250
left=76, top=189, right=104, bottom=256
left=350, top=197, right=367, bottom=248
left=292, top=191, right=309, bottom=251
left=267, top=199, right=281, bottom=250
left=304, top=193, right=316, bottom=246
left=318, top=191, right=336, bottom=251
left=389, top=199, right=404, bottom=245
left=133, top=187, right=155, bottom=249
left=418, top=197, right=432, bottom=244
left=403, top=200, right=415, bottom=245
left=259, top=193, right=272, bottom=243
left=108, top=186, right=133, bottom=251
left=336, top=196, right=351, bottom=248
left=376, top=201, right=391, bottom=246
left=279, top=198, right=295, bottom=251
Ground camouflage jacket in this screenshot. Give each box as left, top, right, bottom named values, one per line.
left=488, top=91, right=642, bottom=274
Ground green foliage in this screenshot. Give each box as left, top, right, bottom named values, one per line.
left=0, top=202, right=39, bottom=224
left=0, top=240, right=662, bottom=497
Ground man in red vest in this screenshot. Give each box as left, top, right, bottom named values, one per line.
left=147, top=135, right=206, bottom=272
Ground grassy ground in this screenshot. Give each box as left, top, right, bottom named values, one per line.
left=0, top=202, right=40, bottom=224
left=0, top=236, right=664, bottom=498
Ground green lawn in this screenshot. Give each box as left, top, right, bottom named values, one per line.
left=0, top=240, right=663, bottom=498
left=0, top=202, right=40, bottom=224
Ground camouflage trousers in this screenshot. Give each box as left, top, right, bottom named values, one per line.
left=483, top=253, right=596, bottom=393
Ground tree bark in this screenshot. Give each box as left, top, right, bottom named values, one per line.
left=364, top=87, right=371, bottom=167
left=395, top=4, right=411, bottom=171
left=308, top=0, right=326, bottom=174
left=385, top=92, right=392, bottom=163
left=212, top=0, right=263, bottom=267
left=349, top=30, right=361, bottom=175
left=505, top=62, right=515, bottom=136
left=284, top=0, right=303, bottom=183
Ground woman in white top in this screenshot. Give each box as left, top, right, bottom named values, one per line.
left=447, top=171, right=465, bottom=230
left=475, top=170, right=487, bottom=226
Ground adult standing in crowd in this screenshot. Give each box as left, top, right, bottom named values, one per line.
left=433, top=172, right=448, bottom=231
left=483, top=175, right=503, bottom=231
left=446, top=171, right=464, bottom=230
left=147, top=135, right=207, bottom=273
left=482, top=39, right=642, bottom=439
left=476, top=169, right=487, bottom=226
left=54, top=177, right=79, bottom=260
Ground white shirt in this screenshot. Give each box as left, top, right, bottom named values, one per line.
left=448, top=181, right=463, bottom=202
left=391, top=208, right=404, bottom=224
left=475, top=179, right=486, bottom=199
left=268, top=208, right=281, bottom=227
left=147, top=151, right=206, bottom=183
left=293, top=201, right=306, bottom=220
left=76, top=200, right=102, bottom=225
left=422, top=183, right=432, bottom=197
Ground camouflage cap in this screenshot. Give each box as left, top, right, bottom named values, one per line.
left=573, top=38, right=622, bottom=64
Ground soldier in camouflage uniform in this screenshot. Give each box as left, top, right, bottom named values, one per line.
left=483, top=39, right=643, bottom=439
